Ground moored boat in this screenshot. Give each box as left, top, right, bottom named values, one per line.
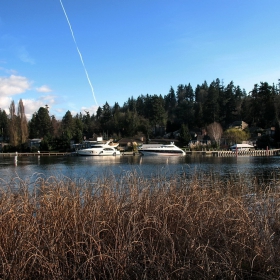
left=77, top=140, right=120, bottom=156
left=230, top=143, right=254, bottom=151
left=138, top=142, right=186, bottom=156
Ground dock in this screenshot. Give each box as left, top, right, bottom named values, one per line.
left=1, top=149, right=280, bottom=157
left=186, top=149, right=280, bottom=157
left=0, top=152, right=71, bottom=157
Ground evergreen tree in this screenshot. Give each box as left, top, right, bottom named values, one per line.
left=0, top=109, right=8, bottom=142
left=221, top=81, right=237, bottom=126
left=150, top=95, right=167, bottom=134
left=249, top=82, right=274, bottom=128
left=102, top=102, right=112, bottom=123
left=164, top=86, right=176, bottom=110
left=176, top=84, right=185, bottom=104
left=234, top=85, right=245, bottom=121
left=95, top=107, right=102, bottom=120
left=241, top=96, right=253, bottom=126
left=179, top=124, right=191, bottom=146
left=194, top=102, right=204, bottom=128
left=51, top=115, right=60, bottom=138
left=195, top=81, right=208, bottom=103
left=62, top=110, right=74, bottom=128
left=73, top=115, right=83, bottom=143
left=136, top=95, right=146, bottom=116
left=82, top=110, right=92, bottom=138
left=203, top=81, right=220, bottom=124
left=28, top=106, right=52, bottom=139
left=185, top=83, right=194, bottom=102
left=123, top=109, right=139, bottom=136
left=61, top=110, right=74, bottom=140
left=164, top=87, right=176, bottom=121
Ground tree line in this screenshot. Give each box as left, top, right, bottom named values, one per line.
left=1, top=78, right=280, bottom=152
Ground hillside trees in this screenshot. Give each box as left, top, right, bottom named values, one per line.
left=258, top=82, right=275, bottom=128
left=241, top=82, right=277, bottom=128
left=3, top=77, right=280, bottom=151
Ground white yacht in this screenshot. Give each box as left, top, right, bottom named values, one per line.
left=138, top=142, right=186, bottom=156
left=230, top=143, right=254, bottom=152
left=77, top=140, right=120, bottom=156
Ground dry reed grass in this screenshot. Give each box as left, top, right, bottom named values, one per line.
left=0, top=171, right=280, bottom=279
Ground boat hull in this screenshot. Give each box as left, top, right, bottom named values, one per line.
left=139, top=150, right=185, bottom=156
left=77, top=149, right=120, bottom=156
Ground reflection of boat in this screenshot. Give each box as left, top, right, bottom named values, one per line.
left=138, top=142, right=186, bottom=156
left=77, top=140, right=121, bottom=156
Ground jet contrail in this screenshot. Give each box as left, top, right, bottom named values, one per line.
left=59, top=0, right=98, bottom=107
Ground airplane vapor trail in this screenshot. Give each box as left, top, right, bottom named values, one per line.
left=59, top=0, right=98, bottom=107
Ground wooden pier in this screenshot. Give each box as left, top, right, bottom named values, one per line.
left=213, top=149, right=280, bottom=157
left=185, top=149, right=280, bottom=157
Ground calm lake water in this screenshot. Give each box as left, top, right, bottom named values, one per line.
left=1, top=155, right=280, bottom=186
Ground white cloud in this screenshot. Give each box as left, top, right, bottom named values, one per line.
left=22, top=95, right=56, bottom=119
left=0, top=74, right=59, bottom=119
left=0, top=75, right=32, bottom=96
left=36, top=85, right=52, bottom=93
left=0, top=95, right=12, bottom=111
left=80, top=105, right=98, bottom=116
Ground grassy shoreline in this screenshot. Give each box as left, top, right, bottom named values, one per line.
left=0, top=172, right=280, bottom=279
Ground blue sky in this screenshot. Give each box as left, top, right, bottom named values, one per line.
left=1, top=0, right=280, bottom=119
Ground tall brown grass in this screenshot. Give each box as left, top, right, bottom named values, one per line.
left=0, top=171, right=280, bottom=279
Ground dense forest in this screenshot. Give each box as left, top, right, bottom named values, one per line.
left=1, top=78, right=280, bottom=152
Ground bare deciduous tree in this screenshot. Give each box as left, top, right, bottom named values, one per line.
left=207, top=122, right=223, bottom=146
left=9, top=100, right=19, bottom=147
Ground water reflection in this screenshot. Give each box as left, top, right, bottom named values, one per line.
left=0, top=155, right=280, bottom=186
